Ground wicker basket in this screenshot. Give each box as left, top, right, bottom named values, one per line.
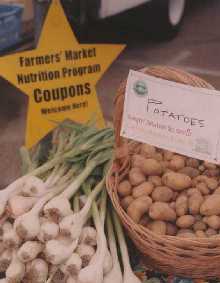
left=106, top=66, right=220, bottom=279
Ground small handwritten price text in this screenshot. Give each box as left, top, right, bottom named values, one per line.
left=128, top=114, right=192, bottom=137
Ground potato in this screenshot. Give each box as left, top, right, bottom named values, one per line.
left=160, top=161, right=170, bottom=172
left=129, top=168, right=146, bottom=186
left=149, top=202, right=176, bottom=221
left=196, top=182, right=210, bottom=195
left=172, top=192, right=179, bottom=201
left=203, top=169, right=220, bottom=178
left=176, top=215, right=195, bottom=228
left=139, top=215, right=150, bottom=227
left=206, top=169, right=219, bottom=177
left=193, top=221, right=207, bottom=232
left=187, top=188, right=200, bottom=196
left=178, top=167, right=200, bottom=178
left=162, top=172, right=192, bottom=191
left=175, top=195, right=188, bottom=216
left=206, top=228, right=217, bottom=237
left=195, top=230, right=207, bottom=238
left=195, top=215, right=202, bottom=221
left=141, top=159, right=162, bottom=176
left=186, top=158, right=200, bottom=168
left=140, top=144, right=156, bottom=158
left=121, top=196, right=134, bottom=210
left=131, top=154, right=145, bottom=169
left=169, top=202, right=176, bottom=210
left=147, top=220, right=167, bottom=235
left=202, top=216, right=209, bottom=223
left=127, top=196, right=152, bottom=223
left=179, top=191, right=187, bottom=197
left=118, top=180, right=132, bottom=197
left=166, top=223, right=178, bottom=236
left=204, top=162, right=217, bottom=170
left=163, top=150, right=174, bottom=161
left=194, top=176, right=218, bottom=190
left=151, top=186, right=173, bottom=202
left=204, top=195, right=210, bottom=201
left=214, top=187, right=220, bottom=194
left=189, top=193, right=203, bottom=215
left=132, top=182, right=154, bottom=198
left=203, top=215, right=220, bottom=230
left=169, top=155, right=185, bottom=171
left=206, top=178, right=218, bottom=190
left=148, top=176, right=162, bottom=187
left=188, top=193, right=204, bottom=215
left=154, top=153, right=163, bottom=161
left=200, top=194, right=220, bottom=216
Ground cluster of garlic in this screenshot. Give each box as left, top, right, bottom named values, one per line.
left=0, top=175, right=99, bottom=283
left=0, top=121, right=142, bottom=283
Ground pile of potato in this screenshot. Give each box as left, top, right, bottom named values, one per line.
left=118, top=144, right=220, bottom=238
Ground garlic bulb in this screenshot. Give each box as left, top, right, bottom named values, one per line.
left=103, top=249, right=113, bottom=275
left=0, top=221, right=13, bottom=239
left=38, top=220, right=59, bottom=242
left=17, top=241, right=43, bottom=263
left=43, top=196, right=72, bottom=223
left=60, top=253, right=82, bottom=277
left=103, top=262, right=123, bottom=283
left=0, top=177, right=24, bottom=217
left=23, top=258, right=48, bottom=283
left=45, top=265, right=58, bottom=283
left=66, top=277, right=77, bottom=283
left=45, top=239, right=78, bottom=265
left=76, top=244, right=95, bottom=267
left=3, top=227, right=21, bottom=249
left=78, top=256, right=104, bottom=283
left=14, top=210, right=41, bottom=240
left=0, top=242, right=5, bottom=254
left=15, top=189, right=60, bottom=240
left=79, top=226, right=97, bottom=246
left=59, top=214, right=75, bottom=236
left=6, top=252, right=25, bottom=283
left=56, top=235, right=73, bottom=245
left=0, top=249, right=13, bottom=272
left=8, top=195, right=38, bottom=218
left=22, top=176, right=46, bottom=197
left=51, top=269, right=67, bottom=283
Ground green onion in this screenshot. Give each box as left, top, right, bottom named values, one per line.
left=112, top=210, right=141, bottom=283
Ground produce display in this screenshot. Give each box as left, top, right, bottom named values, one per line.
left=118, top=142, right=220, bottom=238
left=0, top=121, right=141, bottom=283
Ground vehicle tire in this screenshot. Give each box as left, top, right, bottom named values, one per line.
left=150, top=0, right=186, bottom=40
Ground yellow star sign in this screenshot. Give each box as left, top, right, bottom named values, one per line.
left=0, top=0, right=125, bottom=148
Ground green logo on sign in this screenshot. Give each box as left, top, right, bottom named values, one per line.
left=133, top=80, right=148, bottom=96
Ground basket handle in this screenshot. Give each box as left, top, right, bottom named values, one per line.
left=113, top=65, right=214, bottom=147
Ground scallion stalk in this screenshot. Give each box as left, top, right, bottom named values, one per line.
left=103, top=210, right=123, bottom=283
left=112, top=210, right=141, bottom=283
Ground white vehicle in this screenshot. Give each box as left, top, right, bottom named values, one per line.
left=67, top=0, right=186, bottom=40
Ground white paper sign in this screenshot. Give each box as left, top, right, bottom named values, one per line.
left=121, top=70, right=220, bottom=164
